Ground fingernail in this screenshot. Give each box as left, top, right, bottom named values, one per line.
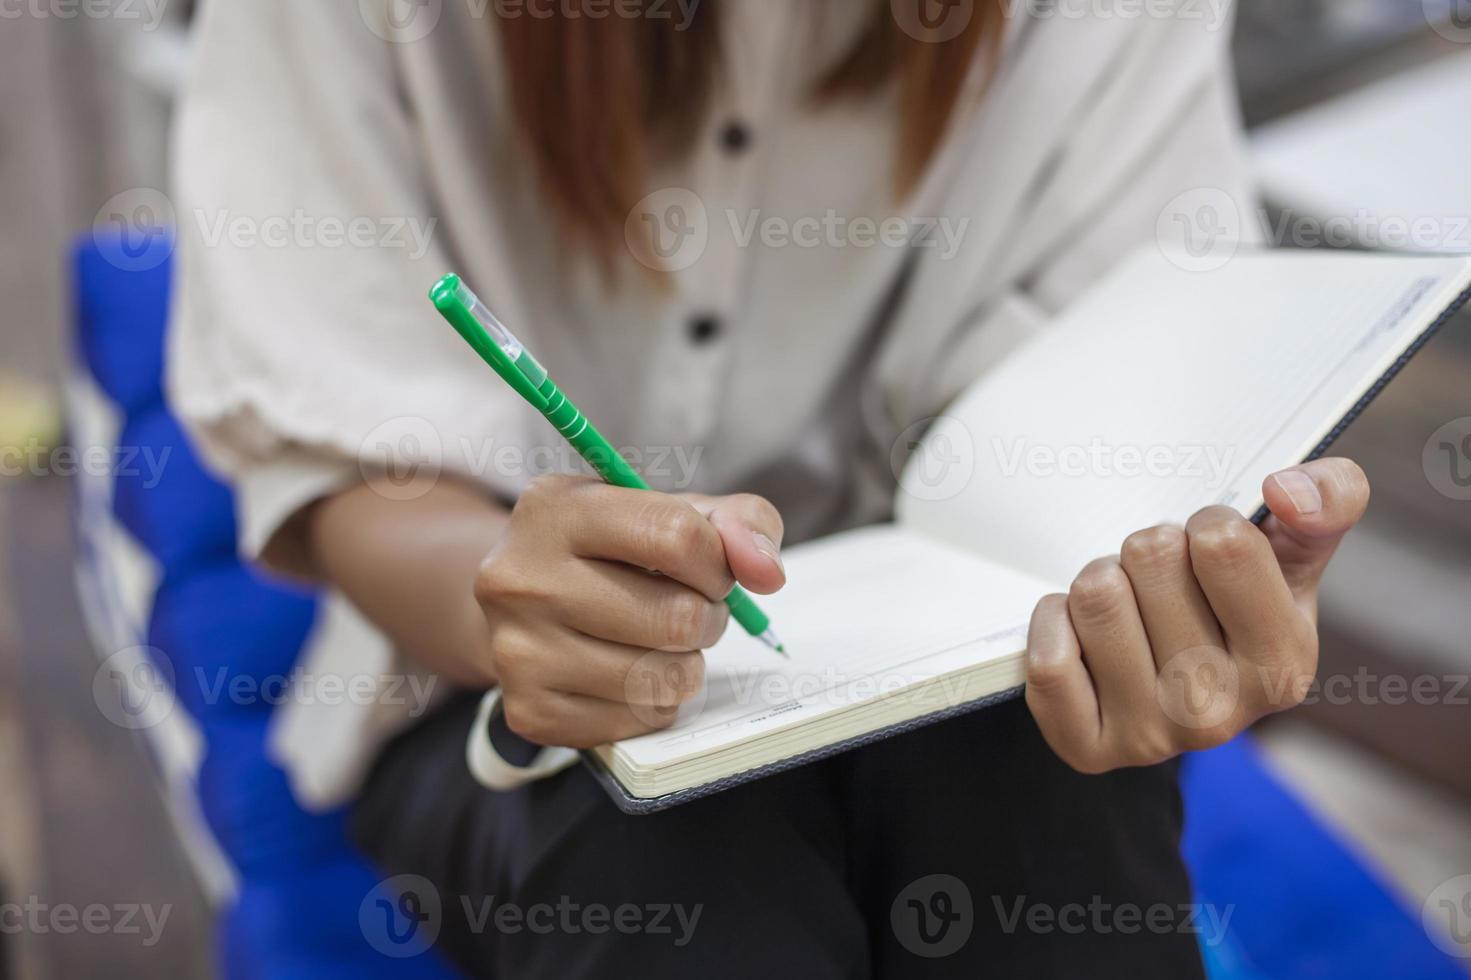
left=752, top=532, right=784, bottom=573
left=1273, top=469, right=1322, bottom=516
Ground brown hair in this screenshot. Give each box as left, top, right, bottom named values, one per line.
left=496, top=1, right=1002, bottom=273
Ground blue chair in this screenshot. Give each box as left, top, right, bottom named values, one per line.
left=70, top=230, right=458, bottom=979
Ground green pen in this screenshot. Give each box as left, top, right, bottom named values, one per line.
left=429, top=274, right=787, bottom=656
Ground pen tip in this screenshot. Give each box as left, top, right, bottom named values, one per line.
left=759, top=628, right=787, bottom=657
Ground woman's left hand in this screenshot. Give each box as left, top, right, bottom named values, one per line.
left=1024, top=458, right=1370, bottom=774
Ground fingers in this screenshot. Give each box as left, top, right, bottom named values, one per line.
left=1066, top=556, right=1157, bottom=717
left=1028, top=500, right=1339, bottom=775
left=559, top=559, right=729, bottom=651
left=1025, top=594, right=1103, bottom=772
left=480, top=476, right=789, bottom=751
left=503, top=688, right=681, bottom=750
left=1119, top=524, right=1224, bottom=672
left=685, top=492, right=787, bottom=595
left=493, top=624, right=706, bottom=749
left=1027, top=465, right=1366, bottom=776
left=500, top=626, right=706, bottom=709
left=477, top=539, right=728, bottom=651
left=1185, top=506, right=1306, bottom=663
left=1260, top=458, right=1370, bottom=598
left=542, top=479, right=736, bottom=600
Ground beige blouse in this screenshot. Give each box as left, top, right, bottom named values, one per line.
left=168, top=0, right=1258, bottom=807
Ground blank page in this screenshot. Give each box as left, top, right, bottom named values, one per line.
left=899, top=248, right=1471, bottom=585
left=609, top=525, right=1056, bottom=772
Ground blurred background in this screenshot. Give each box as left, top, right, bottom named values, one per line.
left=1, top=1, right=1469, bottom=977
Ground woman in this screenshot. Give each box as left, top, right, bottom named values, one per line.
left=170, top=0, right=1367, bottom=975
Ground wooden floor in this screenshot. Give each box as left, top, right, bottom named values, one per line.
left=0, top=476, right=212, bottom=979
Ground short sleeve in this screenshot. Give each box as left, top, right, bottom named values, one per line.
left=166, top=1, right=524, bottom=571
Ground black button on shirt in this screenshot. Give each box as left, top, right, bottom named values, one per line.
left=688, top=315, right=722, bottom=345
left=719, top=121, right=753, bottom=155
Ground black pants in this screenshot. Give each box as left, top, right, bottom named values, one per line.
left=352, top=693, right=1205, bottom=979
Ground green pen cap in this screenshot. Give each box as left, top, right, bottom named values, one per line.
left=431, top=274, right=550, bottom=405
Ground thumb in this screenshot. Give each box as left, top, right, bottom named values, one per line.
left=1259, top=458, right=1369, bottom=599
left=681, top=493, right=786, bottom=596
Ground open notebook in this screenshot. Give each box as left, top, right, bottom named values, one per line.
left=586, top=247, right=1471, bottom=813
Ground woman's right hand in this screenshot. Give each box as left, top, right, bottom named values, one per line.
left=475, top=475, right=786, bottom=749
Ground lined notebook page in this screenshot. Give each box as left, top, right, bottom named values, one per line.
left=900, top=248, right=1471, bottom=586
left=611, top=525, right=1055, bottom=770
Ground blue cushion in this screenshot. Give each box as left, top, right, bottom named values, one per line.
left=74, top=230, right=459, bottom=979
left=1182, top=737, right=1464, bottom=980
left=72, top=233, right=174, bottom=415
left=113, top=408, right=239, bottom=573
left=148, top=563, right=317, bottom=722
left=196, top=720, right=350, bottom=877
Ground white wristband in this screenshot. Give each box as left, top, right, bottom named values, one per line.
left=465, top=688, right=579, bottom=790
